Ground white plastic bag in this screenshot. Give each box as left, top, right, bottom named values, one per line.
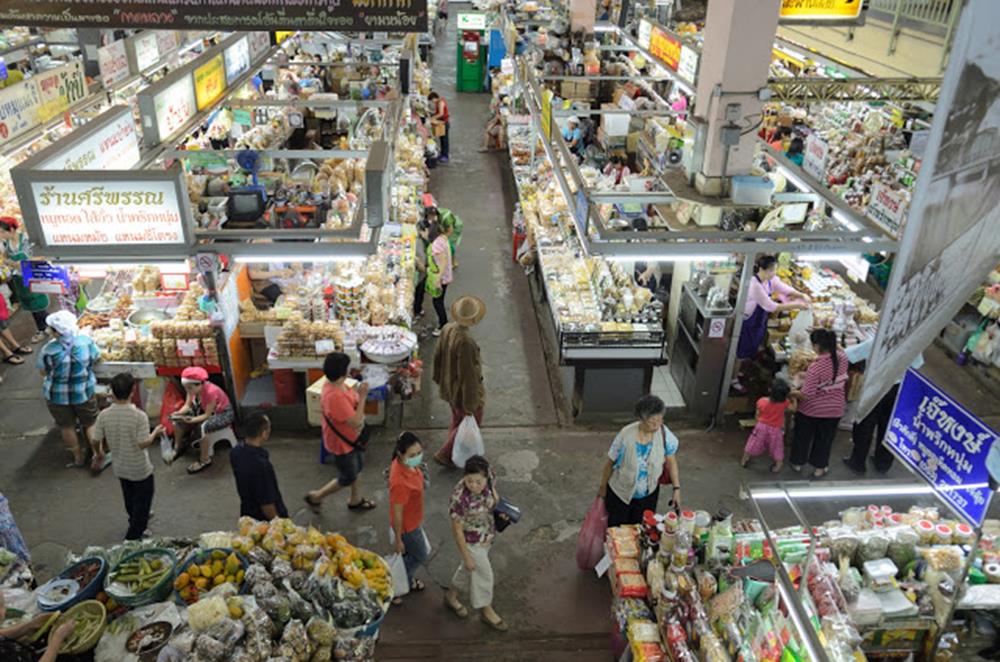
left=159, top=433, right=175, bottom=464
left=451, top=416, right=484, bottom=468
left=386, top=553, right=410, bottom=598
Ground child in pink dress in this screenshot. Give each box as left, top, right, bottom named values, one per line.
left=741, top=380, right=791, bottom=472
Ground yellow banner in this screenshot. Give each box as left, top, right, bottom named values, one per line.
left=779, top=0, right=864, bottom=20
left=194, top=55, right=225, bottom=111
left=540, top=88, right=553, bottom=139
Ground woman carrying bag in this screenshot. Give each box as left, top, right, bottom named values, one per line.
left=598, top=395, right=681, bottom=527
left=445, top=455, right=508, bottom=632
left=388, top=432, right=429, bottom=604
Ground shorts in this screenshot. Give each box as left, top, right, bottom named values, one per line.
left=334, top=449, right=364, bottom=487
left=0, top=318, right=8, bottom=330
left=47, top=398, right=99, bottom=428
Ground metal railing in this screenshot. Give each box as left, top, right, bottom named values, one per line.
left=868, top=0, right=963, bottom=69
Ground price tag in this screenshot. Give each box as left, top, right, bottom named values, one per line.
left=177, top=339, right=202, bottom=357
left=124, top=329, right=138, bottom=343
left=594, top=553, right=612, bottom=578
left=315, top=339, right=336, bottom=355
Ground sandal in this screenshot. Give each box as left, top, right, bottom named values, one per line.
left=186, top=458, right=213, bottom=474
left=12, top=345, right=32, bottom=355
left=30, top=332, right=46, bottom=343
left=812, top=467, right=829, bottom=479
left=3, top=354, right=24, bottom=365
left=410, top=579, right=426, bottom=592
left=444, top=595, right=468, bottom=619
left=303, top=494, right=322, bottom=512
left=347, top=498, right=376, bottom=511
left=770, top=464, right=783, bottom=473
left=480, top=613, right=509, bottom=632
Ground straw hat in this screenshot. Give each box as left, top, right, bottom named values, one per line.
left=451, top=295, right=486, bottom=327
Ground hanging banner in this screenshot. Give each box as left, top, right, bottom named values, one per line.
left=194, top=54, right=225, bottom=110
left=865, top=182, right=907, bottom=233
left=858, top=0, right=1000, bottom=419
left=0, top=0, right=429, bottom=32
left=33, top=60, right=88, bottom=123
left=779, top=0, right=865, bottom=24
left=20, top=260, right=71, bottom=294
left=37, top=107, right=140, bottom=172
left=802, top=133, right=829, bottom=181
left=648, top=26, right=681, bottom=71
left=885, top=370, right=996, bottom=526
left=98, top=40, right=131, bottom=87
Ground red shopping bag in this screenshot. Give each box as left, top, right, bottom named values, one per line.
left=576, top=497, right=609, bottom=571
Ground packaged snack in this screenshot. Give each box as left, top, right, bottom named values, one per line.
left=632, top=640, right=667, bottom=662
left=855, top=531, right=890, bottom=564
left=887, top=528, right=919, bottom=570
left=695, top=568, right=718, bottom=601
left=628, top=620, right=661, bottom=643
left=663, top=512, right=679, bottom=534
left=617, top=572, right=648, bottom=598
left=707, top=583, right=744, bottom=622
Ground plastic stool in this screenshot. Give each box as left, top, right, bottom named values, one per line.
left=193, top=425, right=237, bottom=458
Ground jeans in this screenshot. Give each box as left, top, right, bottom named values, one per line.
left=790, top=412, right=841, bottom=470
left=414, top=275, right=427, bottom=316
left=440, top=121, right=450, bottom=159
left=432, top=283, right=449, bottom=328
left=400, top=527, right=430, bottom=584
left=436, top=405, right=484, bottom=463
left=120, top=474, right=154, bottom=541
left=848, top=383, right=899, bottom=473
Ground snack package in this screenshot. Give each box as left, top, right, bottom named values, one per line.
left=617, top=571, right=649, bottom=598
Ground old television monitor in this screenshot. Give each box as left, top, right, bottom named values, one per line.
left=227, top=186, right=267, bottom=224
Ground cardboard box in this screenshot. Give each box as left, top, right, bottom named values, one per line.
left=306, top=375, right=327, bottom=427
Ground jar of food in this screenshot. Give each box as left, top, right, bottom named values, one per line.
left=934, top=524, right=954, bottom=545
left=913, top=519, right=935, bottom=544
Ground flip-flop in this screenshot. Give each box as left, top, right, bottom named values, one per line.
left=3, top=354, right=24, bottom=365
left=12, top=345, right=32, bottom=355
left=186, top=458, right=213, bottom=474
left=303, top=495, right=322, bottom=512
left=347, top=498, right=376, bottom=511
left=812, top=468, right=829, bottom=479
left=410, top=579, right=426, bottom=592
left=30, top=332, right=46, bottom=343
left=480, top=614, right=509, bottom=632
left=443, top=595, right=468, bottom=619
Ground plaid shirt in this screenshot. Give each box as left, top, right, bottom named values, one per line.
left=37, top=335, right=101, bottom=405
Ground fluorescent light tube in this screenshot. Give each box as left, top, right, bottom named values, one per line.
left=604, top=254, right=731, bottom=263
left=231, top=255, right=366, bottom=264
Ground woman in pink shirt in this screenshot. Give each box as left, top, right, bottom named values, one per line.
left=426, top=219, right=455, bottom=336
left=734, top=255, right=810, bottom=392
left=790, top=329, right=848, bottom=478
left=168, top=366, right=233, bottom=474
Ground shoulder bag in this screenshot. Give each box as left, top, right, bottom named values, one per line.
left=323, top=413, right=371, bottom=452
left=487, top=472, right=521, bottom=533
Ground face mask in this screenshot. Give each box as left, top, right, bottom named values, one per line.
left=403, top=453, right=423, bottom=468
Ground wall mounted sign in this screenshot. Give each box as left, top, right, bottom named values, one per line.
left=98, top=40, right=130, bottom=86
left=193, top=54, right=225, bottom=110
left=0, top=0, right=429, bottom=32
left=886, top=369, right=996, bottom=525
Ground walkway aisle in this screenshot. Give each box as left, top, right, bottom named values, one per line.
left=401, top=14, right=559, bottom=434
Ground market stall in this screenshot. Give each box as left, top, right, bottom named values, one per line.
left=0, top=518, right=393, bottom=661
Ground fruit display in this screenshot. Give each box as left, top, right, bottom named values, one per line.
left=106, top=551, right=175, bottom=599
left=173, top=548, right=247, bottom=605
left=50, top=600, right=107, bottom=655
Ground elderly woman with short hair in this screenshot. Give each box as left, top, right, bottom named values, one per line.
left=598, top=395, right=681, bottom=526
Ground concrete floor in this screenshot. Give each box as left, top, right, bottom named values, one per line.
left=3, top=14, right=1000, bottom=662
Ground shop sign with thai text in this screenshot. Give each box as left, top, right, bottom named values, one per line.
left=98, top=40, right=130, bottom=86
left=779, top=0, right=864, bottom=23
left=802, top=133, right=829, bottom=181
left=194, top=54, right=225, bottom=111
left=133, top=31, right=160, bottom=72
left=865, top=182, right=907, bottom=232
left=886, top=370, right=996, bottom=525
left=28, top=179, right=187, bottom=247
left=153, top=75, right=197, bottom=141
left=37, top=108, right=140, bottom=172
left=33, top=60, right=87, bottom=123
left=0, top=0, right=429, bottom=33
left=649, top=26, right=681, bottom=71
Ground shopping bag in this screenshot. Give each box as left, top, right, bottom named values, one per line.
left=159, top=433, right=174, bottom=464
left=386, top=553, right=410, bottom=597
left=451, top=416, right=485, bottom=468
left=576, top=497, right=608, bottom=571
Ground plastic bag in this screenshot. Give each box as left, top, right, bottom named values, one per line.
left=386, top=553, right=410, bottom=597
left=576, top=497, right=608, bottom=571
left=451, top=416, right=485, bottom=468
left=159, top=432, right=173, bottom=464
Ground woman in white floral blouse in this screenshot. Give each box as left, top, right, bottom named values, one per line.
left=444, top=455, right=507, bottom=631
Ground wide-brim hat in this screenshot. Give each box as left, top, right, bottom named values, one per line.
left=451, top=295, right=486, bottom=327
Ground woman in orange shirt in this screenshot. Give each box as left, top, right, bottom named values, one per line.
left=389, top=432, right=429, bottom=603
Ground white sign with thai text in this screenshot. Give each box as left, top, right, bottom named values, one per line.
left=38, top=108, right=140, bottom=172
left=803, top=134, right=829, bottom=181
left=134, top=32, right=160, bottom=72
left=98, top=40, right=131, bottom=87
left=224, top=36, right=250, bottom=85
left=866, top=182, right=907, bottom=232
left=30, top=179, right=186, bottom=246
left=33, top=60, right=87, bottom=123
left=0, top=77, right=42, bottom=147
left=153, top=75, right=197, bottom=142
left=678, top=45, right=698, bottom=85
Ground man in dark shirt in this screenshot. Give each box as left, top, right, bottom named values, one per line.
left=230, top=413, right=287, bottom=521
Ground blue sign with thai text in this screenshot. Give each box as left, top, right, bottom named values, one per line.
left=886, top=369, right=997, bottom=525
left=20, top=261, right=71, bottom=293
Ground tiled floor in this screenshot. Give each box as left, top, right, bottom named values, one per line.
left=651, top=365, right=685, bottom=409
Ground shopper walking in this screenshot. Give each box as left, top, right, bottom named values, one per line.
left=740, top=379, right=791, bottom=473
left=598, top=395, right=680, bottom=527
left=304, top=352, right=377, bottom=511
left=445, top=455, right=507, bottom=631
left=425, top=217, right=455, bottom=335
left=790, top=329, right=848, bottom=478
left=167, top=366, right=234, bottom=474
left=38, top=311, right=101, bottom=468
left=733, top=255, right=810, bottom=393
left=230, top=412, right=288, bottom=522
left=429, top=91, right=450, bottom=162
left=0, top=286, right=33, bottom=366
left=92, top=373, right=163, bottom=540
left=389, top=432, right=429, bottom=603
left=0, top=216, right=49, bottom=344
left=413, top=217, right=432, bottom=320
left=842, top=338, right=924, bottom=474
left=432, top=296, right=486, bottom=467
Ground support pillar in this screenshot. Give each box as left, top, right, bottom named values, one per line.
left=689, top=0, right=781, bottom=196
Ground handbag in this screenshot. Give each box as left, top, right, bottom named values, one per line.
left=323, top=413, right=371, bottom=452
left=657, top=425, right=675, bottom=485
left=487, top=473, right=520, bottom=533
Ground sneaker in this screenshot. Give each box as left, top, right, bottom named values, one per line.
left=432, top=328, right=442, bottom=337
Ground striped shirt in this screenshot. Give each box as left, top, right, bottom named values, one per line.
left=798, top=350, right=848, bottom=419
left=94, top=403, right=154, bottom=482
left=37, top=335, right=101, bottom=405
